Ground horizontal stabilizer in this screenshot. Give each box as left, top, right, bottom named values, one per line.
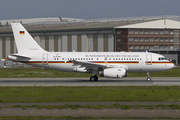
left=11, top=54, right=32, bottom=59
left=8, top=54, right=32, bottom=61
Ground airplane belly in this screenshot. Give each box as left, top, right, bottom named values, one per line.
left=49, top=63, right=75, bottom=72
left=128, top=64, right=171, bottom=73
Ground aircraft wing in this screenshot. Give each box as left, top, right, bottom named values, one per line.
left=71, top=60, right=129, bottom=72
left=71, top=60, right=107, bottom=70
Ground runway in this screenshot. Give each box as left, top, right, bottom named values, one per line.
left=0, top=77, right=180, bottom=86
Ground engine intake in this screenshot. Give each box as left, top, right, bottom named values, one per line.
left=99, top=68, right=127, bottom=78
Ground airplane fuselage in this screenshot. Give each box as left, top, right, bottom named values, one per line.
left=15, top=51, right=174, bottom=73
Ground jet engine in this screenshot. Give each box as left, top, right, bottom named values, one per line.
left=99, top=68, right=127, bottom=78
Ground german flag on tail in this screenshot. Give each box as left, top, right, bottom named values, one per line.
left=19, top=31, right=25, bottom=34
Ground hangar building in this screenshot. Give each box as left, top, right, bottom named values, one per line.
left=0, top=15, right=180, bottom=67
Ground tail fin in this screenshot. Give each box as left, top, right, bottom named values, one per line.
left=11, top=23, right=45, bottom=54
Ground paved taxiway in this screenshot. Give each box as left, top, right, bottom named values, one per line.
left=0, top=108, right=180, bottom=118
left=0, top=77, right=180, bottom=86
left=1, top=102, right=180, bottom=118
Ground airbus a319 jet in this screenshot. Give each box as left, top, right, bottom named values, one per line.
left=8, top=23, right=174, bottom=81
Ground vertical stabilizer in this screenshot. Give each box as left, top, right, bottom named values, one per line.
left=11, top=23, right=45, bottom=54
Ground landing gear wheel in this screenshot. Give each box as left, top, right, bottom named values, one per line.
left=94, top=76, right=98, bottom=81
left=146, top=72, right=151, bottom=81
left=147, top=77, right=151, bottom=81
left=90, top=76, right=98, bottom=82
left=90, top=76, right=95, bottom=82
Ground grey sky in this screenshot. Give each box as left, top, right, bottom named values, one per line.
left=0, top=0, right=180, bottom=20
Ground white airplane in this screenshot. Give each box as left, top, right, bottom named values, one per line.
left=8, top=23, right=174, bottom=81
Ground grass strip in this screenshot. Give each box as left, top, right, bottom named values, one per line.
left=0, top=86, right=180, bottom=102
left=5, top=104, right=180, bottom=110
left=0, top=68, right=180, bottom=78
left=0, top=116, right=180, bottom=120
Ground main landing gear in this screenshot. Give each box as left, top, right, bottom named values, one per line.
left=90, top=75, right=98, bottom=82
left=90, top=70, right=99, bottom=82
left=147, top=72, right=151, bottom=81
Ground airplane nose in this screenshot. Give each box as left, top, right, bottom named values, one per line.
left=169, top=62, right=174, bottom=69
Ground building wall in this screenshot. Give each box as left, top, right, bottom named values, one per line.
left=115, top=29, right=128, bottom=51
left=0, top=33, right=114, bottom=59
left=115, top=28, right=180, bottom=52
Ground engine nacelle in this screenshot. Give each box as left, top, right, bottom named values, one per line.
left=99, top=68, right=127, bottom=78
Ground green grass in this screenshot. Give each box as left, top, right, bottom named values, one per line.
left=0, top=86, right=180, bottom=102
left=0, top=67, right=180, bottom=78
left=0, top=68, right=91, bottom=78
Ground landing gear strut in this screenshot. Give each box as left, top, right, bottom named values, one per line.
left=90, top=75, right=98, bottom=82
left=90, top=70, right=99, bottom=82
left=146, top=72, right=151, bottom=81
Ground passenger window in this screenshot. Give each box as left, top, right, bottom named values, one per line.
left=135, top=58, right=136, bottom=60
left=113, top=58, right=115, bottom=60
left=109, top=58, right=111, bottom=60
left=121, top=58, right=123, bottom=60
left=137, top=58, right=139, bottom=60
left=97, top=58, right=98, bottom=60
left=83, top=58, right=85, bottom=60
left=129, top=58, right=131, bottom=60
left=57, top=58, right=59, bottom=60
left=62, top=58, right=64, bottom=60
left=86, top=58, right=88, bottom=60
left=132, top=58, right=134, bottom=60
left=91, top=58, right=93, bottom=60
left=54, top=58, right=56, bottom=60
left=78, top=58, right=80, bottom=60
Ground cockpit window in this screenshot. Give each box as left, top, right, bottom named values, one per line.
left=158, top=57, right=167, bottom=60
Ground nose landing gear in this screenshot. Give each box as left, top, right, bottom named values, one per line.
left=147, top=72, right=151, bottom=81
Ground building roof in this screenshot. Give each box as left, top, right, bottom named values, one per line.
left=0, top=15, right=179, bottom=33
left=115, top=19, right=180, bottom=29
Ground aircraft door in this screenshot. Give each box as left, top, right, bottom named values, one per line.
left=146, top=54, right=152, bottom=65
left=42, top=54, right=48, bottom=65
left=104, top=57, right=108, bottom=63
